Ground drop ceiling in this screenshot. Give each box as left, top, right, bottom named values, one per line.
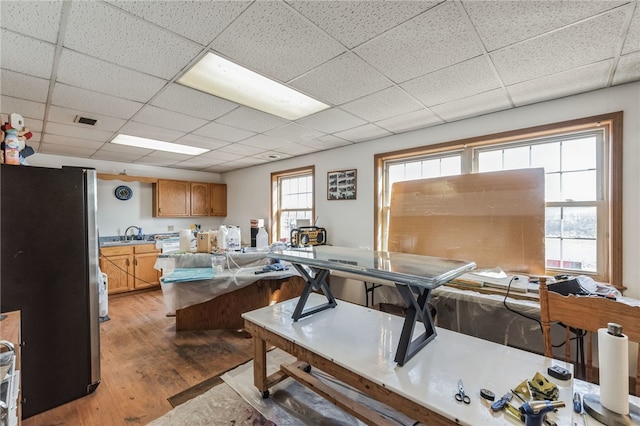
left=1, top=0, right=639, bottom=173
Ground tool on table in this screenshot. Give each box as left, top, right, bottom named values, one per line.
left=519, top=400, right=565, bottom=426
left=573, top=392, right=582, bottom=413
left=505, top=401, right=526, bottom=422
left=454, top=379, right=471, bottom=404
left=254, top=263, right=289, bottom=275
left=480, top=388, right=495, bottom=401
left=491, top=391, right=514, bottom=412
left=528, top=372, right=559, bottom=401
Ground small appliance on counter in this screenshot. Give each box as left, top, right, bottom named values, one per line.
left=291, top=226, right=327, bottom=247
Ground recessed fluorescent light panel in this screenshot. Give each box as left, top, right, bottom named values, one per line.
left=178, top=52, right=330, bottom=121
left=110, top=134, right=209, bottom=155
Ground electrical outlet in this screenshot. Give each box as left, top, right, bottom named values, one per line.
left=168, top=225, right=174, bottom=231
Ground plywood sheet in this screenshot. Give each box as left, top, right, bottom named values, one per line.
left=388, top=169, right=545, bottom=274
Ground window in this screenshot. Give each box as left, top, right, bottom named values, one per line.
left=375, top=112, right=623, bottom=289
left=271, top=166, right=315, bottom=242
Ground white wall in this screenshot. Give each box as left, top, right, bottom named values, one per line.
left=224, top=82, right=640, bottom=300
left=26, top=154, right=224, bottom=237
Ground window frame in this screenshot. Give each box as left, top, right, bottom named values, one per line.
left=374, top=112, right=623, bottom=290
left=271, top=165, right=315, bottom=243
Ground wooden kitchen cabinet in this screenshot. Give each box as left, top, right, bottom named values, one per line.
left=154, top=179, right=190, bottom=217
left=190, top=182, right=210, bottom=216
left=210, top=183, right=227, bottom=216
left=100, top=244, right=160, bottom=294
left=133, top=244, right=161, bottom=290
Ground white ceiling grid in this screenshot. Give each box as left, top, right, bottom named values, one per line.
left=0, top=0, right=638, bottom=173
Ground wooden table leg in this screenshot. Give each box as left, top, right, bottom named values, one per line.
left=252, top=335, right=269, bottom=398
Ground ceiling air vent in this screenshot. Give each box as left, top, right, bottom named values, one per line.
left=73, top=115, right=99, bottom=126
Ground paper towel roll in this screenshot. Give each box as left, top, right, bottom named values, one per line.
left=598, top=325, right=629, bottom=415
left=179, top=229, right=191, bottom=252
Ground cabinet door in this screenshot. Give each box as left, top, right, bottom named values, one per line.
left=210, top=183, right=227, bottom=216
left=154, top=179, right=190, bottom=217
left=134, top=253, right=160, bottom=289
left=100, top=255, right=133, bottom=294
left=190, top=182, right=210, bottom=216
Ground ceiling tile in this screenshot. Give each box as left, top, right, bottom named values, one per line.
left=354, top=2, right=483, bottom=83
left=64, top=1, right=202, bottom=79
left=234, top=156, right=270, bottom=166
left=91, top=150, right=146, bottom=162
left=622, top=5, right=640, bottom=55
left=172, top=158, right=217, bottom=170
left=0, top=1, right=63, bottom=43
left=401, top=56, right=500, bottom=106
left=135, top=156, right=180, bottom=167
left=217, top=143, right=265, bottom=156
left=57, top=49, right=167, bottom=103
left=106, top=0, right=251, bottom=45
left=1, top=30, right=55, bottom=79
left=173, top=134, right=230, bottom=151
left=42, top=134, right=104, bottom=150
left=38, top=144, right=97, bottom=157
left=296, top=108, right=367, bottom=133
left=211, top=1, right=345, bottom=82
left=198, top=150, right=242, bottom=162
left=47, top=106, right=126, bottom=132
left=463, top=0, right=628, bottom=52
left=52, top=83, right=143, bottom=120
left=340, top=86, right=423, bottom=122
left=613, top=51, right=640, bottom=85
left=45, top=121, right=114, bottom=142
left=237, top=134, right=292, bottom=151
left=0, top=69, right=49, bottom=102
left=375, top=109, right=443, bottom=133
left=193, top=121, right=255, bottom=142
left=334, top=123, right=392, bottom=143
left=264, top=123, right=326, bottom=143
left=97, top=141, right=151, bottom=156
left=274, top=143, right=318, bottom=156
left=300, top=135, right=352, bottom=150
left=289, top=52, right=392, bottom=105
left=288, top=1, right=440, bottom=48
left=201, top=164, right=240, bottom=173
left=0, top=95, right=46, bottom=121
left=215, top=107, right=288, bottom=133
left=118, top=121, right=185, bottom=142
left=509, top=60, right=612, bottom=107
left=430, top=89, right=511, bottom=122
left=257, top=151, right=294, bottom=161
left=491, top=8, right=627, bottom=85
left=152, top=84, right=239, bottom=121
left=132, top=105, right=207, bottom=133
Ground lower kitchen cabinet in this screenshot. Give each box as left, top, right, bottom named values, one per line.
left=99, top=244, right=160, bottom=294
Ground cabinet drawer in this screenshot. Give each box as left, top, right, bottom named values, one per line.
left=134, top=244, right=159, bottom=254
left=100, top=246, right=134, bottom=256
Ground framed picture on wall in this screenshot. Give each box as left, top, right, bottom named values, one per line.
left=327, top=169, right=357, bottom=200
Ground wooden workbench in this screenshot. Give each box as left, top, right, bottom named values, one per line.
left=243, top=294, right=576, bottom=425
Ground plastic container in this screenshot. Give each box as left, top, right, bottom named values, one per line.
left=4, top=129, right=20, bottom=165
left=211, top=255, right=225, bottom=272
left=179, top=229, right=191, bottom=251
left=256, top=227, right=269, bottom=250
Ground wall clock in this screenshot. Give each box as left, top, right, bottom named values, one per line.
left=114, top=185, right=133, bottom=201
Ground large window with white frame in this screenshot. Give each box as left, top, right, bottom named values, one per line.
left=271, top=166, right=315, bottom=243
left=375, top=112, right=623, bottom=289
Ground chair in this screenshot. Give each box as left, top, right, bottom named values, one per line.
left=539, top=278, right=640, bottom=396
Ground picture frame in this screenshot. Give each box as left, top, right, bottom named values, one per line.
left=327, top=169, right=357, bottom=200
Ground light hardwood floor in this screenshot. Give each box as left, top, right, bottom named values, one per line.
left=23, top=289, right=255, bottom=426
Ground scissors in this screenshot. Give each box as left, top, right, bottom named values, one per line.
left=455, top=379, right=471, bottom=404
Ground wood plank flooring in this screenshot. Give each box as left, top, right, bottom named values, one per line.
left=23, top=289, right=255, bottom=426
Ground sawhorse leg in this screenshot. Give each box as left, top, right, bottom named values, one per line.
left=290, top=263, right=337, bottom=321
left=394, top=284, right=436, bottom=366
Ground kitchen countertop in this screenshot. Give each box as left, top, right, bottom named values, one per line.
left=99, top=239, right=157, bottom=247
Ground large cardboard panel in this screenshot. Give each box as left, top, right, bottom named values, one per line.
left=388, top=169, right=545, bottom=274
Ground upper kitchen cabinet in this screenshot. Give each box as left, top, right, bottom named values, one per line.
left=190, top=182, right=210, bottom=217
left=153, top=179, right=226, bottom=217
left=210, top=183, right=227, bottom=217
left=153, top=179, right=190, bottom=217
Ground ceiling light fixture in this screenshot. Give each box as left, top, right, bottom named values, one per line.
left=178, top=52, right=330, bottom=121
left=110, top=134, right=209, bottom=155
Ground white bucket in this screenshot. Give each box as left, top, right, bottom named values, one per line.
left=179, top=229, right=191, bottom=251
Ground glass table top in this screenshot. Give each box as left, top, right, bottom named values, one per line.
left=268, top=246, right=476, bottom=289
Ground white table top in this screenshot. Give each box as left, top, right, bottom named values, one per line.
left=243, top=293, right=575, bottom=425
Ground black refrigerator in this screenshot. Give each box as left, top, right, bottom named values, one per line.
left=0, top=165, right=101, bottom=418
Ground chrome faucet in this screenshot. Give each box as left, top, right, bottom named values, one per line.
left=124, top=226, right=140, bottom=241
